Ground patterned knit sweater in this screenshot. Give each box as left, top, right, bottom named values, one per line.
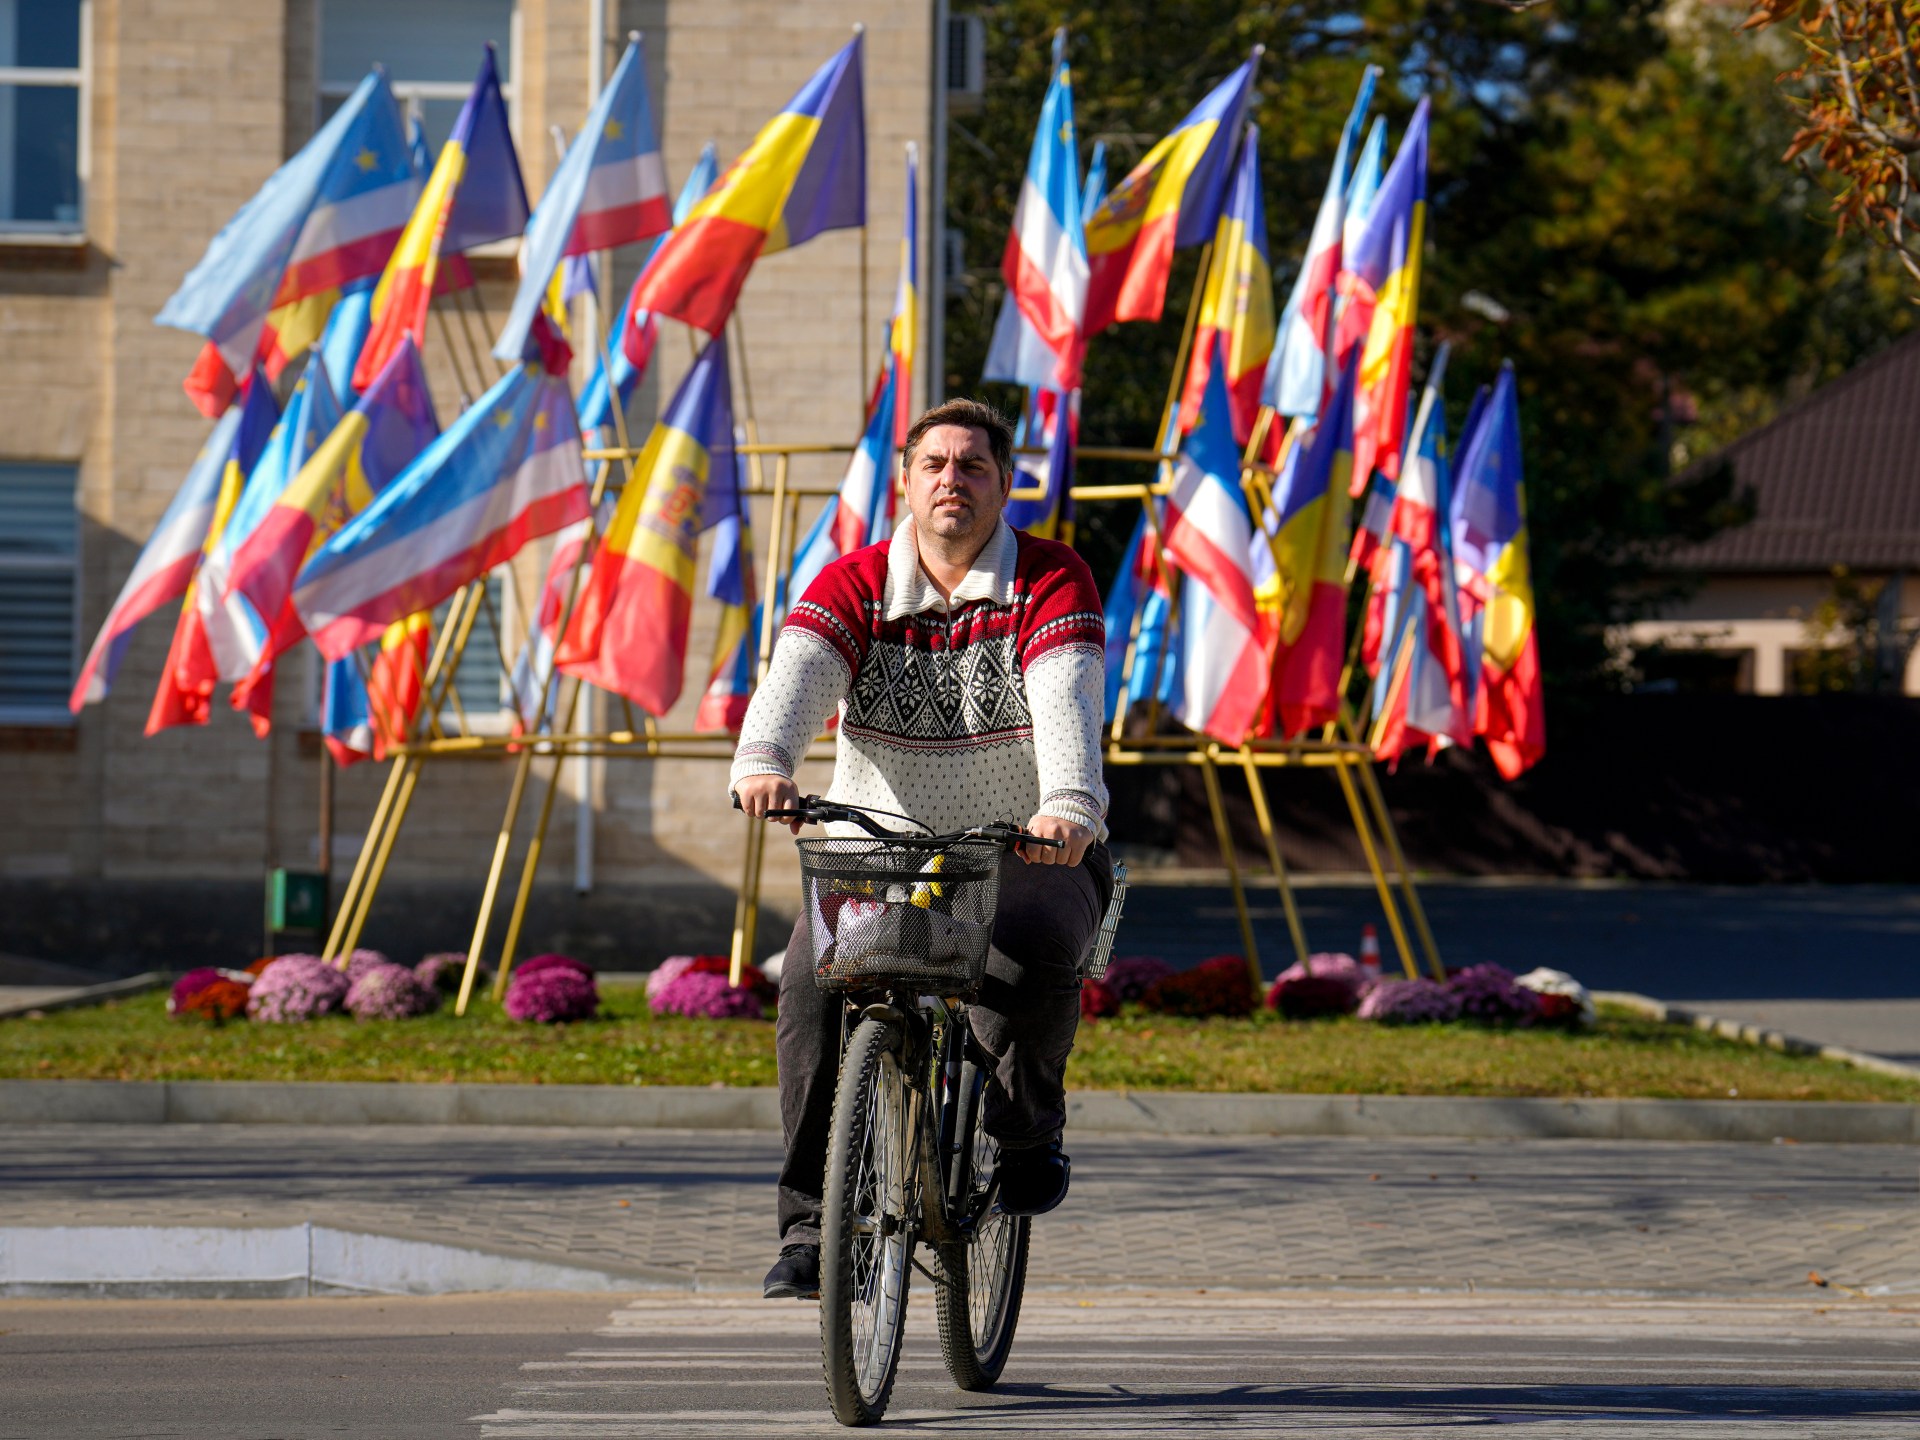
left=730, top=518, right=1110, bottom=838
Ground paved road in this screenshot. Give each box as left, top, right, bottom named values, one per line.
left=6, top=1291, right=1918, bottom=1438
left=6, top=1126, right=1920, bottom=1297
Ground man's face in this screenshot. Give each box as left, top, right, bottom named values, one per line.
left=905, top=423, right=1009, bottom=547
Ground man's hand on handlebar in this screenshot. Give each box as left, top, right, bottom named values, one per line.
left=1020, top=813, right=1092, bottom=867
left=734, top=773, right=805, bottom=835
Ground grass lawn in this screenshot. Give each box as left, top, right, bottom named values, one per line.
left=3, top=987, right=1916, bottom=1101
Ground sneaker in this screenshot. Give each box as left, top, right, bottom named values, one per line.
left=995, top=1140, right=1071, bottom=1217
left=762, top=1242, right=820, bottom=1300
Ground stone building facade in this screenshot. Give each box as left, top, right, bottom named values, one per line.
left=0, top=0, right=938, bottom=969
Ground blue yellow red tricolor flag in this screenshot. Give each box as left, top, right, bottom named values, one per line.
left=355, top=47, right=529, bottom=390
left=556, top=334, right=737, bottom=715
left=1339, top=99, right=1428, bottom=496
left=888, top=143, right=920, bottom=442
left=1449, top=363, right=1542, bottom=779
left=161, top=71, right=414, bottom=418
left=293, top=362, right=587, bottom=660
left=1178, top=122, right=1273, bottom=446
left=1259, top=355, right=1357, bottom=737
left=627, top=35, right=865, bottom=336
left=1082, top=52, right=1257, bottom=335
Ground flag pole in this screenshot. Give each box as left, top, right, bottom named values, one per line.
left=855, top=22, right=869, bottom=421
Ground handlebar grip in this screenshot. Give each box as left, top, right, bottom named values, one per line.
left=1017, top=833, right=1067, bottom=850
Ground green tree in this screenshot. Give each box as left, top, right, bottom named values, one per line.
left=943, top=0, right=1914, bottom=691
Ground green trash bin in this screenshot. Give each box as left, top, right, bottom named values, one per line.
left=267, top=868, right=329, bottom=938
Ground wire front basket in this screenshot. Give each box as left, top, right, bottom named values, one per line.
left=796, top=837, right=1004, bottom=995
left=1081, top=862, right=1128, bottom=981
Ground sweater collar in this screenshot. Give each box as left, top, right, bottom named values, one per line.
left=884, top=516, right=1017, bottom=619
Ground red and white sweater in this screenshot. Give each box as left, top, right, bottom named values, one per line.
left=731, top=518, right=1109, bottom=837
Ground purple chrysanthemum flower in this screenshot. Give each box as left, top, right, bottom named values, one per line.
left=514, top=953, right=594, bottom=983
left=646, top=955, right=710, bottom=1001
left=247, top=955, right=351, bottom=1023
left=1267, top=952, right=1367, bottom=1011
left=651, top=970, right=764, bottom=1020
left=1446, top=963, right=1544, bottom=1026
left=1101, top=956, right=1174, bottom=1004
left=345, top=962, right=437, bottom=1020
left=339, top=948, right=392, bottom=984
left=1357, top=977, right=1462, bottom=1025
left=504, top=966, right=598, bottom=1023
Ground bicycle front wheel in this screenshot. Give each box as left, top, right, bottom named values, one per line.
left=934, top=1056, right=1030, bottom=1390
left=819, top=1016, right=916, bottom=1426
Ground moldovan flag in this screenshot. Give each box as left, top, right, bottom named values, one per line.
left=1082, top=52, right=1256, bottom=335
left=693, top=493, right=757, bottom=734
left=983, top=30, right=1087, bottom=393
left=1263, top=355, right=1357, bottom=737
left=493, top=35, right=671, bottom=361
left=556, top=334, right=735, bottom=714
left=626, top=34, right=865, bottom=336
left=69, top=406, right=245, bottom=710
left=355, top=47, right=530, bottom=390
left=294, top=363, right=587, bottom=660
left=1162, top=361, right=1267, bottom=746
left=227, top=337, right=441, bottom=657
left=887, top=143, right=920, bottom=439
left=1178, top=122, right=1273, bottom=445
left=366, top=611, right=433, bottom=758
left=1266, top=67, right=1377, bottom=420
left=581, top=142, right=721, bottom=434
left=1450, top=363, right=1543, bottom=779
left=1339, top=98, right=1428, bottom=495
left=145, top=378, right=282, bottom=734
left=162, top=71, right=414, bottom=417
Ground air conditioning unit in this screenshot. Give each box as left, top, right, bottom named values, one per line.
left=947, top=14, right=985, bottom=114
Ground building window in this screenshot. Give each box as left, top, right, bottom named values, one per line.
left=319, top=0, right=517, bottom=152
left=0, top=0, right=86, bottom=233
left=441, top=576, right=509, bottom=723
left=0, top=463, right=78, bottom=720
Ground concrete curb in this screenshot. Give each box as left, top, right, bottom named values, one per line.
left=3, top=1078, right=1915, bottom=1143
left=1596, top=990, right=1920, bottom=1083
left=0, top=972, right=167, bottom=1020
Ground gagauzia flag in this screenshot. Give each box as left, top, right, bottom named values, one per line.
left=1266, top=68, right=1377, bottom=421
left=1101, top=511, right=1176, bottom=724
left=146, top=379, right=281, bottom=734
left=627, top=35, right=864, bottom=336
left=321, top=656, right=377, bottom=766
left=1340, top=99, right=1428, bottom=496
left=226, top=337, right=441, bottom=692
left=69, top=406, right=244, bottom=711
left=355, top=46, right=529, bottom=390
left=294, top=362, right=587, bottom=660
left=494, top=35, right=672, bottom=361
left=318, top=280, right=376, bottom=406
left=508, top=508, right=606, bottom=734
left=581, top=142, right=721, bottom=435
left=1259, top=355, right=1357, bottom=738
left=162, top=71, right=415, bottom=418
left=1450, top=363, right=1543, bottom=779
left=983, top=30, right=1087, bottom=393
left=1179, top=122, right=1273, bottom=445
left=556, top=334, right=735, bottom=715
left=1161, top=361, right=1266, bottom=746
left=1082, top=53, right=1256, bottom=334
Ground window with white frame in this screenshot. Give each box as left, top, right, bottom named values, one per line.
left=318, top=0, right=517, bottom=152
left=446, top=575, right=509, bottom=720
left=0, top=463, right=78, bottom=720
left=0, top=0, right=86, bottom=233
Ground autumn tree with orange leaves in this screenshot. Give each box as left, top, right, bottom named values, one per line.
left=1745, top=1, right=1920, bottom=289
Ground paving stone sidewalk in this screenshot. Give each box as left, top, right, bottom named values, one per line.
left=5, top=1125, right=1920, bottom=1297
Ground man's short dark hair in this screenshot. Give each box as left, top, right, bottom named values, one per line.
left=902, top=398, right=1015, bottom=481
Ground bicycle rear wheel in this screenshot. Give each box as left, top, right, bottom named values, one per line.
left=819, top=1016, right=916, bottom=1426
left=934, top=1056, right=1030, bottom=1390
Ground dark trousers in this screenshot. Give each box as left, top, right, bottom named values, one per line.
left=774, top=842, right=1113, bottom=1246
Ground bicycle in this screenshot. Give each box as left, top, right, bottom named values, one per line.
left=747, top=794, right=1126, bottom=1427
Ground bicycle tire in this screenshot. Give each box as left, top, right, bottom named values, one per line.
left=819, top=1017, right=916, bottom=1426
left=933, top=1057, right=1030, bottom=1390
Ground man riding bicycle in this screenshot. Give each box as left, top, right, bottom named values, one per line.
left=731, top=397, right=1113, bottom=1302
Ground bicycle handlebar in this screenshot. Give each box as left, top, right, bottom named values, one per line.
left=731, top=792, right=1064, bottom=850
